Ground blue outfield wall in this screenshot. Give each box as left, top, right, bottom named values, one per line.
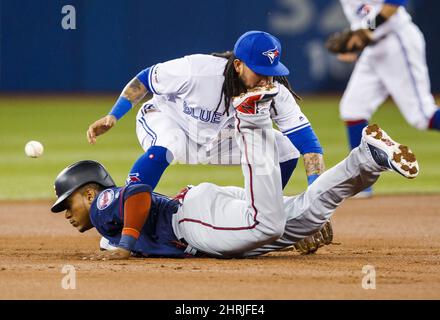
left=0, top=0, right=439, bottom=93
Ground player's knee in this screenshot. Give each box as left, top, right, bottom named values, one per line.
left=261, top=221, right=285, bottom=241
left=272, top=225, right=285, bottom=240
left=194, top=182, right=217, bottom=194
left=146, top=145, right=174, bottom=164
left=339, top=97, right=354, bottom=120
left=407, top=117, right=429, bottom=130
left=339, top=96, right=370, bottom=121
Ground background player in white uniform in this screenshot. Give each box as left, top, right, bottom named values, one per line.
left=334, top=0, right=440, bottom=197
left=54, top=86, right=419, bottom=260
left=87, top=31, right=325, bottom=193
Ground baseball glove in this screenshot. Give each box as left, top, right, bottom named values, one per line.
left=293, top=220, right=334, bottom=255
left=325, top=29, right=372, bottom=54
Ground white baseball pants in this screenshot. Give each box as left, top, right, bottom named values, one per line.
left=172, top=110, right=385, bottom=258
left=136, top=101, right=299, bottom=165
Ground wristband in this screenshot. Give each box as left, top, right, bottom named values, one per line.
left=307, top=174, right=320, bottom=186
left=118, top=234, right=137, bottom=251
left=109, top=96, right=132, bottom=120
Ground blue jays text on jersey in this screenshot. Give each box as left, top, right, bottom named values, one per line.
left=182, top=101, right=223, bottom=124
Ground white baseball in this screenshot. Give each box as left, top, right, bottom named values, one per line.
left=25, top=141, right=44, bottom=158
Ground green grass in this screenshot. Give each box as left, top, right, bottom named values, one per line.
left=0, top=95, right=438, bottom=200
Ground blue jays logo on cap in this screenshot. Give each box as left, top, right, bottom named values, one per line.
left=233, top=30, right=290, bottom=76
left=262, top=47, right=280, bottom=64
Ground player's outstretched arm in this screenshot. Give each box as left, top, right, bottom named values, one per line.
left=86, top=114, right=117, bottom=145
left=83, top=190, right=152, bottom=261
left=283, top=123, right=325, bottom=186
left=86, top=77, right=148, bottom=144
left=120, top=77, right=148, bottom=104
left=303, top=153, right=325, bottom=185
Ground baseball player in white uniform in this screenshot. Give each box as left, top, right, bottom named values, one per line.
left=87, top=31, right=325, bottom=194
left=54, top=85, right=419, bottom=260
left=334, top=0, right=439, bottom=197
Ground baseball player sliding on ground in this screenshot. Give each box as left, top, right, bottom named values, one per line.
left=52, top=85, right=419, bottom=260
left=326, top=0, right=439, bottom=198
left=86, top=30, right=325, bottom=193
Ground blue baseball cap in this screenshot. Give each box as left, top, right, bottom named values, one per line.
left=233, top=30, right=290, bottom=76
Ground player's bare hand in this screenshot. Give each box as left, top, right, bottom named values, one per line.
left=337, top=52, right=359, bottom=63
left=87, top=115, right=117, bottom=144
left=83, top=248, right=131, bottom=261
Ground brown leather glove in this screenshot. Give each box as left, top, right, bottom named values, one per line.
left=325, top=29, right=372, bottom=54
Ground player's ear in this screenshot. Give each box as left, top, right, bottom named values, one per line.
left=233, top=59, right=243, bottom=73
left=85, top=187, right=97, bottom=204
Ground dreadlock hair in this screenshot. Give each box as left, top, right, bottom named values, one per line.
left=211, top=51, right=301, bottom=116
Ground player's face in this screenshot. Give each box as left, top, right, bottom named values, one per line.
left=64, top=189, right=94, bottom=233
left=234, top=59, right=273, bottom=89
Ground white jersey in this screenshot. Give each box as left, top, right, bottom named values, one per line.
left=340, top=0, right=412, bottom=39
left=144, top=54, right=310, bottom=145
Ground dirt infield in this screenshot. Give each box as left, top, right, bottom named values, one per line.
left=1, top=195, right=439, bottom=300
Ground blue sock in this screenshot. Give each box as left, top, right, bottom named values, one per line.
left=280, top=158, right=298, bottom=190
left=429, top=110, right=440, bottom=130
left=126, top=146, right=173, bottom=190
left=346, top=120, right=368, bottom=150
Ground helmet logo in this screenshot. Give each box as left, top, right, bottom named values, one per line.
left=97, top=189, right=115, bottom=210
left=262, top=47, right=279, bottom=64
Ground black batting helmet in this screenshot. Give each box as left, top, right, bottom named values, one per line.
left=51, top=160, right=116, bottom=213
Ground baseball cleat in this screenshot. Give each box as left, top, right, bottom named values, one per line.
left=232, top=83, right=279, bottom=114
left=362, top=124, right=419, bottom=179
